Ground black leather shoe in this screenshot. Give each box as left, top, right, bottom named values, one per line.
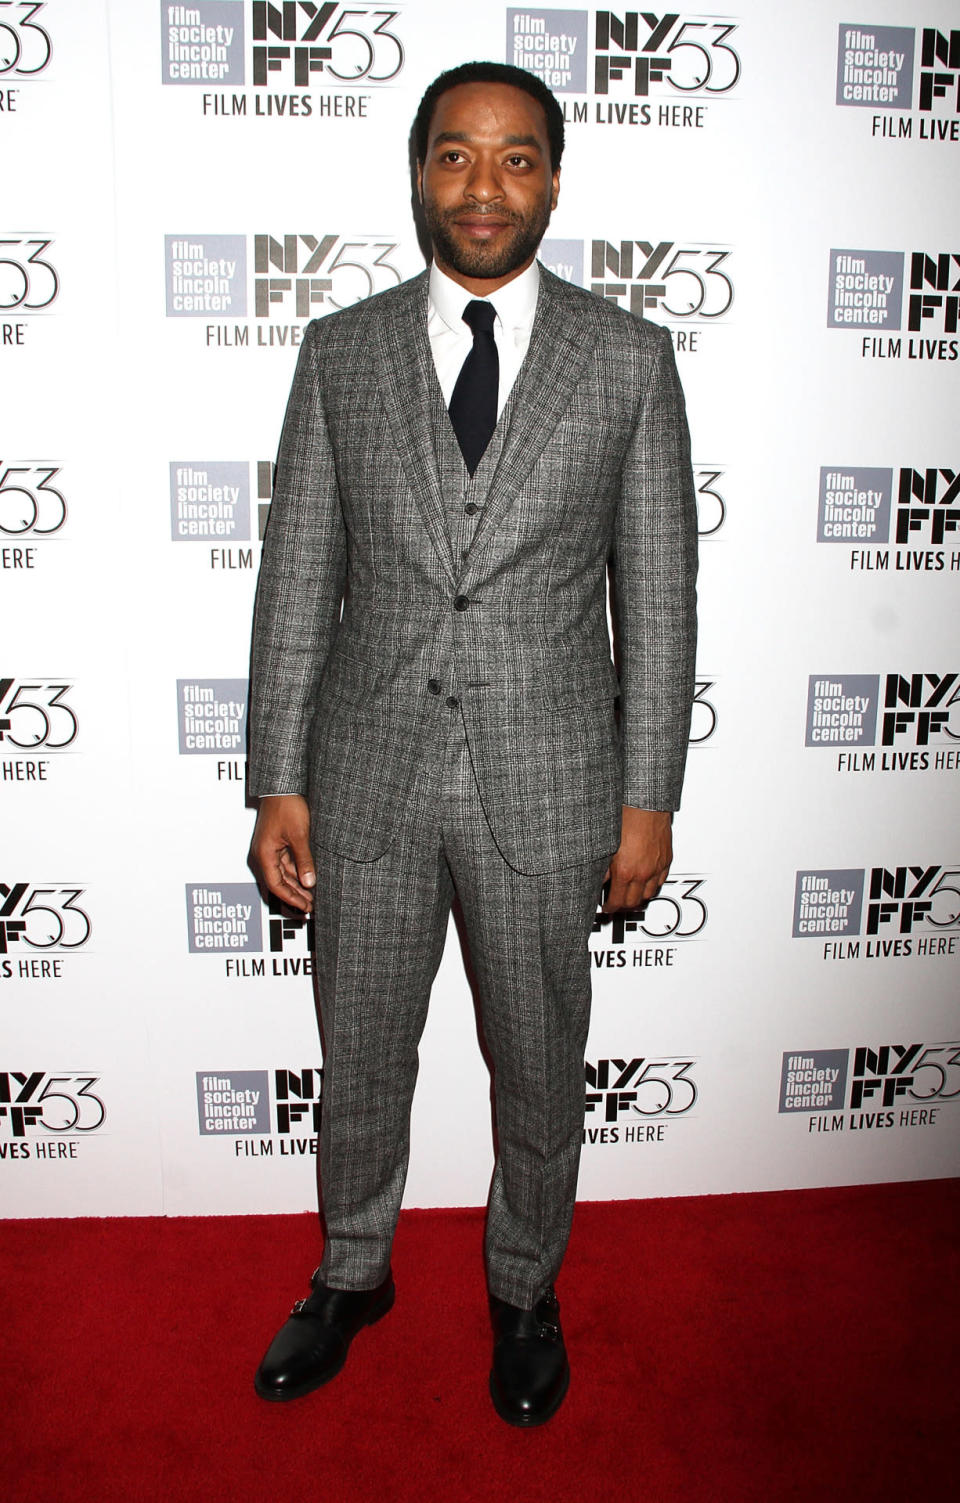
left=489, top=1287, right=570, bottom=1427
left=254, top=1267, right=395, bottom=1402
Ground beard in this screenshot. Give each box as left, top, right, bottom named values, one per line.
left=423, top=194, right=552, bottom=282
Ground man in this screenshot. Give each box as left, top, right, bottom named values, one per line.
left=248, top=60, right=697, bottom=1426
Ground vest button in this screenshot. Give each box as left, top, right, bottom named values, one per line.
left=445, top=696, right=460, bottom=709
left=464, top=502, right=479, bottom=516
left=427, top=678, right=442, bottom=695
left=453, top=595, right=470, bottom=611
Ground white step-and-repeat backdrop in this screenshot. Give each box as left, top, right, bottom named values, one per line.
left=2, top=0, right=958, bottom=1216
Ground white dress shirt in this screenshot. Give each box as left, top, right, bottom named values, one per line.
left=427, top=260, right=540, bottom=417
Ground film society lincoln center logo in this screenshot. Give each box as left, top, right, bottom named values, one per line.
left=177, top=678, right=247, bottom=755
left=835, top=22, right=960, bottom=123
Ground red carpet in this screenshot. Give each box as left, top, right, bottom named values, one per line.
left=3, top=1181, right=958, bottom=1502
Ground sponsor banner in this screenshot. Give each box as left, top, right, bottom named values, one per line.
left=176, top=678, right=247, bottom=756
left=794, top=865, right=960, bottom=962
left=0, top=676, right=77, bottom=786
left=0, top=1071, right=105, bottom=1159
left=0, top=883, right=90, bottom=980
left=540, top=236, right=733, bottom=354
left=836, top=22, right=960, bottom=141
left=161, top=1, right=406, bottom=116
left=505, top=8, right=741, bottom=129
left=805, top=675, right=879, bottom=748
left=0, top=463, right=67, bottom=550
left=195, top=1067, right=322, bottom=1143
left=830, top=248, right=960, bottom=361
left=506, top=8, right=588, bottom=92
left=820, top=464, right=960, bottom=573
left=818, top=466, right=892, bottom=545
left=0, top=234, right=59, bottom=350
left=166, top=235, right=247, bottom=317
left=169, top=461, right=250, bottom=541
left=779, top=1043, right=959, bottom=1136
left=583, top=1054, right=698, bottom=1146
left=793, top=870, right=865, bottom=939
left=836, top=24, right=914, bottom=108
left=591, top=873, right=707, bottom=971
left=0, top=1, right=53, bottom=116
left=807, top=672, right=960, bottom=775
left=828, top=249, right=903, bottom=329
left=161, top=0, right=244, bottom=83
left=186, top=884, right=314, bottom=973
left=186, top=883, right=262, bottom=953
left=166, top=233, right=405, bottom=347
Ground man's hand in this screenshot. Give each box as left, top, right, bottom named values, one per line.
left=249, top=794, right=315, bottom=913
left=603, top=806, right=672, bottom=913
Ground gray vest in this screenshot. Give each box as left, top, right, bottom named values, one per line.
left=434, top=382, right=518, bottom=568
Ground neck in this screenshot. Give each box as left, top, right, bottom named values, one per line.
left=431, top=253, right=536, bottom=298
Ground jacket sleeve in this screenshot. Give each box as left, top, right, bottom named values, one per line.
left=612, top=322, right=699, bottom=811
left=247, top=320, right=347, bottom=797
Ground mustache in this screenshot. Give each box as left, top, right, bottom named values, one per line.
left=438, top=205, right=524, bottom=225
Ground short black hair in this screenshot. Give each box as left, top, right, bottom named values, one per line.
left=413, top=61, right=564, bottom=171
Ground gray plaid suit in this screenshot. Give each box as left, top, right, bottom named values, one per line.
left=248, top=265, right=698, bottom=1305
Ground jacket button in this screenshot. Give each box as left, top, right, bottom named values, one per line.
left=427, top=678, right=442, bottom=695
left=445, top=696, right=460, bottom=709
left=453, top=595, right=470, bottom=611
left=464, top=502, right=479, bottom=516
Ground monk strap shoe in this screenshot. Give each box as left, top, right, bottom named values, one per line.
left=254, top=1268, right=395, bottom=1402
left=489, top=1287, right=570, bottom=1426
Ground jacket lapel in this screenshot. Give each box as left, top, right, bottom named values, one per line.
left=466, top=268, right=600, bottom=561
left=376, top=271, right=457, bottom=586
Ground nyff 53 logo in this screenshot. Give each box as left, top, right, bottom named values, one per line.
left=592, top=874, right=707, bottom=947
left=0, top=884, right=90, bottom=953
left=589, top=238, right=732, bottom=321
left=0, top=2, right=53, bottom=79
left=0, top=235, right=58, bottom=313
left=0, top=465, right=66, bottom=536
left=585, top=1055, right=697, bottom=1119
left=0, top=679, right=77, bottom=750
left=0, top=1071, right=105, bottom=1137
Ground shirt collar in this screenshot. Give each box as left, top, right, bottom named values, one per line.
left=428, top=259, right=540, bottom=336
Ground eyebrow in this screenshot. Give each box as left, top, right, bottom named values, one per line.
left=432, top=131, right=543, bottom=151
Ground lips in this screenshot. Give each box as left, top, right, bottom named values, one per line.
left=452, top=215, right=513, bottom=239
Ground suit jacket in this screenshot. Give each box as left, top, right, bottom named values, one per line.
left=248, top=265, right=698, bottom=875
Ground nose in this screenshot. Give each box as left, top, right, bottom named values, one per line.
left=464, top=155, right=504, bottom=203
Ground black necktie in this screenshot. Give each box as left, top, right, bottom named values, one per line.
left=448, top=300, right=499, bottom=476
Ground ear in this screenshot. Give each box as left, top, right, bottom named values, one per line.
left=416, top=161, right=424, bottom=203
left=550, top=167, right=560, bottom=212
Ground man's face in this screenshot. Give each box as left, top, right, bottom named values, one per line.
left=417, top=81, right=560, bottom=294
